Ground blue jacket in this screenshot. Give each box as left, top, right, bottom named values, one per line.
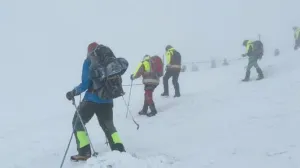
left=74, top=58, right=113, bottom=104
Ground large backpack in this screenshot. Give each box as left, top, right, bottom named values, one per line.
left=149, top=56, right=163, bottom=78
left=89, top=45, right=129, bottom=99
left=171, top=50, right=181, bottom=65
left=253, top=40, right=264, bottom=58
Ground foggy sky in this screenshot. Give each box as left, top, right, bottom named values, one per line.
left=0, top=0, right=299, bottom=121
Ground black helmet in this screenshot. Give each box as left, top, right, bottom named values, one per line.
left=242, top=40, right=249, bottom=46
left=143, top=55, right=150, bottom=61
left=165, top=45, right=173, bottom=51
left=293, top=26, right=298, bottom=31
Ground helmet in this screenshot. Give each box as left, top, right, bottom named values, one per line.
left=242, top=40, right=249, bottom=46
left=143, top=55, right=150, bottom=61
left=165, top=45, right=173, bottom=51
left=87, top=42, right=99, bottom=54
left=293, top=26, right=298, bottom=31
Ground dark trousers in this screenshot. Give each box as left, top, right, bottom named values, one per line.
left=295, top=39, right=300, bottom=49
left=72, top=101, right=125, bottom=154
left=163, top=71, right=180, bottom=95
left=244, top=56, right=263, bottom=80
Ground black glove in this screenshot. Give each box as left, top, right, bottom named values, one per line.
left=294, top=45, right=298, bottom=50
left=130, top=74, right=134, bottom=80
left=241, top=54, right=247, bottom=57
left=66, top=89, right=77, bottom=101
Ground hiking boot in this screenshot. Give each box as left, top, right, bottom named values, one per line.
left=138, top=110, right=147, bottom=115
left=174, top=92, right=181, bottom=97
left=256, top=68, right=264, bottom=80
left=70, top=154, right=91, bottom=161
left=161, top=92, right=169, bottom=96
left=174, top=84, right=180, bottom=97
left=256, top=75, right=264, bottom=80
left=242, top=70, right=250, bottom=82
left=111, top=143, right=126, bottom=152
left=146, top=111, right=157, bottom=117
left=138, top=103, right=148, bottom=115
left=147, top=104, right=157, bottom=117
left=70, top=144, right=91, bottom=161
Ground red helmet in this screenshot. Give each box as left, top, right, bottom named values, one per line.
left=87, top=42, right=99, bottom=53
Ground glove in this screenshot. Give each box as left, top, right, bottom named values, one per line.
left=66, top=89, right=76, bottom=101
left=294, top=45, right=298, bottom=50
left=130, top=74, right=134, bottom=80
left=241, top=54, right=247, bottom=57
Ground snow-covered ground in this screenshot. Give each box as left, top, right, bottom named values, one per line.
left=2, top=51, right=300, bottom=168
left=2, top=0, right=300, bottom=167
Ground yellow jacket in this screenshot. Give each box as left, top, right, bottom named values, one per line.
left=165, top=48, right=181, bottom=71
left=295, top=28, right=300, bottom=40
left=132, top=56, right=159, bottom=85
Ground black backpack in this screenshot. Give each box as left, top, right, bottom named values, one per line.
left=253, top=40, right=264, bottom=59
left=88, top=45, right=129, bottom=99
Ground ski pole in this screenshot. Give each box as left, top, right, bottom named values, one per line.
left=122, top=96, right=139, bottom=130
left=125, top=80, right=133, bottom=118
left=72, top=99, right=99, bottom=157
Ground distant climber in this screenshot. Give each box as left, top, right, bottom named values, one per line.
left=191, top=62, right=198, bottom=71
left=130, top=55, right=163, bottom=117
left=274, top=48, right=280, bottom=56
left=293, top=26, right=300, bottom=50
left=222, top=58, right=229, bottom=66
left=161, top=45, right=181, bottom=97
left=181, top=65, right=187, bottom=72
left=241, top=40, right=264, bottom=81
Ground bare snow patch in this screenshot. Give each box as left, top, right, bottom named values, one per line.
left=84, top=151, right=177, bottom=168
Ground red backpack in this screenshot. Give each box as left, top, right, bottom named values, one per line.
left=149, top=55, right=163, bottom=78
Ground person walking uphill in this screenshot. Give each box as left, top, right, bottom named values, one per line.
left=161, top=45, right=181, bottom=97
left=130, top=55, right=163, bottom=117
left=241, top=40, right=264, bottom=81
left=293, top=26, right=300, bottom=50
left=65, top=42, right=126, bottom=161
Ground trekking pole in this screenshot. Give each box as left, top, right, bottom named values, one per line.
left=59, top=128, right=74, bottom=168
left=122, top=96, right=139, bottom=130
left=60, top=95, right=81, bottom=168
left=122, top=83, right=143, bottom=86
left=72, top=99, right=99, bottom=157
left=125, top=80, right=133, bottom=118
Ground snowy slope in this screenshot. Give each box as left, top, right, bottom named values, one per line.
left=2, top=51, right=300, bottom=168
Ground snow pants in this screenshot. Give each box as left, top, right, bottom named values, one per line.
left=295, top=38, right=300, bottom=50
left=139, top=84, right=158, bottom=115
left=244, top=56, right=263, bottom=79
left=246, top=56, right=260, bottom=71
left=144, top=84, right=157, bottom=105
left=72, top=101, right=125, bottom=155
left=163, top=71, right=180, bottom=95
